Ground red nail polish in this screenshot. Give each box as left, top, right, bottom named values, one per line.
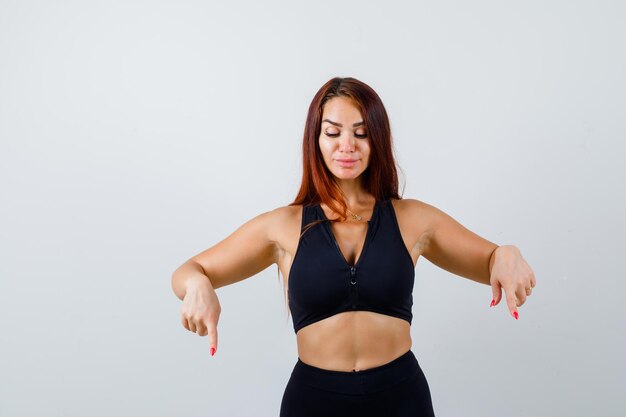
left=211, top=347, right=216, bottom=356
left=513, top=311, right=519, bottom=320
left=490, top=299, right=495, bottom=307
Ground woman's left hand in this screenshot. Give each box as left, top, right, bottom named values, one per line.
left=489, top=245, right=536, bottom=320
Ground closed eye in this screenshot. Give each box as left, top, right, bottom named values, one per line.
left=324, top=132, right=368, bottom=139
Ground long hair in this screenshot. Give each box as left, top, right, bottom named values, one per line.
left=279, top=76, right=406, bottom=325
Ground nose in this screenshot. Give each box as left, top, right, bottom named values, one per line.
left=338, top=132, right=356, bottom=152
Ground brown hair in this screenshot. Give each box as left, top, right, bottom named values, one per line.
left=279, top=76, right=406, bottom=325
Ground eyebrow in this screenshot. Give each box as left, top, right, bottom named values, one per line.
left=322, top=119, right=364, bottom=127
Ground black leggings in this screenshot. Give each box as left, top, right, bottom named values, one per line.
left=279, top=349, right=435, bottom=417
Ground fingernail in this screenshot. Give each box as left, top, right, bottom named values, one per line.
left=211, top=347, right=216, bottom=356
left=490, top=299, right=495, bottom=307
left=513, top=311, right=519, bottom=320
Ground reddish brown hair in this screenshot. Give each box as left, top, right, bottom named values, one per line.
left=280, top=77, right=405, bottom=324
left=291, top=77, right=402, bottom=219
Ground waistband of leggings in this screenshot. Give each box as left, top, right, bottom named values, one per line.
left=292, top=349, right=419, bottom=395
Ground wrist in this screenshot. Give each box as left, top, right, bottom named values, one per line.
left=184, top=273, right=213, bottom=293
left=496, top=245, right=520, bottom=257
left=488, top=246, right=499, bottom=275
left=489, top=245, right=519, bottom=271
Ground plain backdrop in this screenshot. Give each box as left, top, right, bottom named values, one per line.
left=1, top=1, right=624, bottom=416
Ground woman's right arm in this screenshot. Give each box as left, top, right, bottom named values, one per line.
left=170, top=209, right=280, bottom=355
left=171, top=209, right=278, bottom=294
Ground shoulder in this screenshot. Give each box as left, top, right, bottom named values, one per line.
left=231, top=204, right=302, bottom=238
left=390, top=197, right=440, bottom=215
left=389, top=197, right=432, bottom=217
left=389, top=197, right=439, bottom=240
left=267, top=203, right=304, bottom=222
left=261, top=203, right=305, bottom=242
left=391, top=197, right=473, bottom=246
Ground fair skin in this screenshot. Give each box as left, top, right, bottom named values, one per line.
left=171, top=96, right=536, bottom=371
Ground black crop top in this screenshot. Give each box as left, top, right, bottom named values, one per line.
left=287, top=198, right=415, bottom=334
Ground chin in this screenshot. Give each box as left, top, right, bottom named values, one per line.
left=331, top=171, right=366, bottom=180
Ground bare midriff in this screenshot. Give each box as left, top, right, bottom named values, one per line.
left=295, top=311, right=412, bottom=372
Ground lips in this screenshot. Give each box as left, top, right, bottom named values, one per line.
left=335, top=158, right=359, bottom=167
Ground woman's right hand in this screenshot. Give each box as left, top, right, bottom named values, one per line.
left=181, top=275, right=222, bottom=356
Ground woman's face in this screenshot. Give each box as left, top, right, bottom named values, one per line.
left=318, top=96, right=371, bottom=182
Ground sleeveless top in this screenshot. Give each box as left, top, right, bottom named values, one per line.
left=287, top=198, right=415, bottom=334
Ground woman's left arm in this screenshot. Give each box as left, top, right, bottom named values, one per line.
left=413, top=199, right=536, bottom=320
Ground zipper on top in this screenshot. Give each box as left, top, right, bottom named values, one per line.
left=317, top=200, right=377, bottom=269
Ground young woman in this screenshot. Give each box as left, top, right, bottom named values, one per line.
left=171, top=77, right=536, bottom=416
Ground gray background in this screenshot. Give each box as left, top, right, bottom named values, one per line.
left=1, top=0, right=624, bottom=416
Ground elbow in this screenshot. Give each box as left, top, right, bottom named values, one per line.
left=170, top=264, right=188, bottom=301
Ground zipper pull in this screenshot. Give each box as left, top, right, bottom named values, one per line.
left=350, top=266, right=358, bottom=308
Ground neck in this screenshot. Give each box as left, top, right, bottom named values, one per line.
left=335, top=178, right=370, bottom=207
